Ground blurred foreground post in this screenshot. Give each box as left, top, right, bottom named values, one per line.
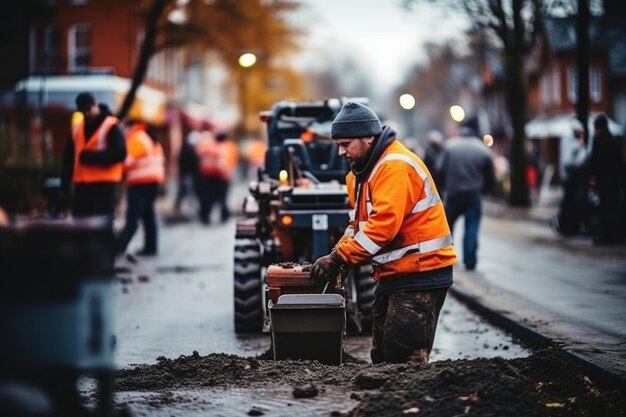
left=0, top=219, right=116, bottom=417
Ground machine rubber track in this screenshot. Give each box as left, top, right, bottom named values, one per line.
left=355, top=264, right=375, bottom=333
left=233, top=235, right=263, bottom=333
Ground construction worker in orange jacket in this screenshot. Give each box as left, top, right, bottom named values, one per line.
left=195, top=131, right=239, bottom=224
left=244, top=136, right=266, bottom=179
left=311, top=101, right=457, bottom=364
left=61, top=92, right=126, bottom=221
left=117, top=120, right=165, bottom=256
left=194, top=130, right=218, bottom=224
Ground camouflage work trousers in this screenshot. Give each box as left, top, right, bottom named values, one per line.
left=370, top=288, right=448, bottom=364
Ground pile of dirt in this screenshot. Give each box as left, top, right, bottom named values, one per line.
left=114, top=348, right=624, bottom=416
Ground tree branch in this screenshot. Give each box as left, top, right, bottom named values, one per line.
left=117, top=0, right=170, bottom=120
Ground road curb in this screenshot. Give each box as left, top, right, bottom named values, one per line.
left=449, top=286, right=626, bottom=390
left=449, top=286, right=552, bottom=349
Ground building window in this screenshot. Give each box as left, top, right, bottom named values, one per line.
left=29, top=25, right=60, bottom=73
left=567, top=65, right=578, bottom=103
left=540, top=73, right=550, bottom=106
left=590, top=65, right=602, bottom=103
left=68, top=24, right=91, bottom=72
left=551, top=66, right=560, bottom=105
left=43, top=25, right=60, bottom=71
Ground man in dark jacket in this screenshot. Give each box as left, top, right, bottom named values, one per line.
left=589, top=114, right=625, bottom=244
left=61, top=92, right=126, bottom=220
left=173, top=130, right=199, bottom=216
left=438, top=118, right=495, bottom=271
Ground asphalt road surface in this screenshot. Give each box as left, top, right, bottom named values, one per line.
left=112, top=217, right=529, bottom=369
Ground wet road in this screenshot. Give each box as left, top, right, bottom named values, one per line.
left=113, top=217, right=529, bottom=368
left=107, top=215, right=532, bottom=416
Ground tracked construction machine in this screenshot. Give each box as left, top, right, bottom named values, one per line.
left=233, top=99, right=376, bottom=355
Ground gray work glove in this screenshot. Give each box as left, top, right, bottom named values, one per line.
left=310, top=251, right=345, bottom=284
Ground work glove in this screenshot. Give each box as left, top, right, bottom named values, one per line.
left=310, top=251, right=345, bottom=284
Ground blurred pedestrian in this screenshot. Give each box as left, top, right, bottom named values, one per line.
left=555, top=119, right=589, bottom=236
left=61, top=92, right=126, bottom=223
left=117, top=120, right=165, bottom=256
left=438, top=117, right=495, bottom=271
left=423, top=130, right=445, bottom=188
left=310, top=101, right=457, bottom=364
left=195, top=130, right=239, bottom=224
left=195, top=130, right=218, bottom=224
left=589, top=114, right=625, bottom=244
left=173, top=130, right=199, bottom=216
left=213, top=131, right=239, bottom=222
left=244, top=136, right=266, bottom=180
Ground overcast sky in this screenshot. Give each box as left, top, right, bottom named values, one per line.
left=289, top=0, right=470, bottom=95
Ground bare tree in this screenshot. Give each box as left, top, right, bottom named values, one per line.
left=404, top=0, right=552, bottom=206
left=116, top=0, right=302, bottom=121
left=117, top=0, right=170, bottom=120
left=576, top=0, right=590, bottom=143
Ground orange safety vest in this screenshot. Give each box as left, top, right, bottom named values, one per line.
left=124, top=125, right=165, bottom=185
left=334, top=140, right=457, bottom=282
left=195, top=133, right=220, bottom=177
left=196, top=136, right=239, bottom=180
left=72, top=115, right=124, bottom=183
left=246, top=139, right=266, bottom=167
left=218, top=140, right=240, bottom=181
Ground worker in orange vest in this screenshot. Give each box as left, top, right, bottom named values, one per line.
left=311, top=101, right=457, bottom=364
left=61, top=91, right=126, bottom=221
left=117, top=120, right=165, bottom=256
left=194, top=131, right=239, bottom=224
left=245, top=136, right=266, bottom=179
left=194, top=130, right=218, bottom=224
left=213, top=131, right=239, bottom=223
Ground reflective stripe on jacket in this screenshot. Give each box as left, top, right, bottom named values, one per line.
left=334, top=140, right=457, bottom=281
left=124, top=126, right=165, bottom=185
left=72, top=115, right=124, bottom=183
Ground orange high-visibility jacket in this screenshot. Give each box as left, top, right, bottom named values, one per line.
left=124, top=125, right=165, bottom=185
left=334, top=140, right=457, bottom=282
left=196, top=136, right=239, bottom=180
left=72, top=116, right=124, bottom=183
left=195, top=133, right=220, bottom=176
left=246, top=139, right=266, bottom=167
left=218, top=140, right=239, bottom=181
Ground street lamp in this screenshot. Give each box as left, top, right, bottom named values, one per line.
left=399, top=93, right=415, bottom=110
left=238, top=52, right=257, bottom=68
left=399, top=93, right=417, bottom=137
left=449, top=105, right=465, bottom=123
left=238, top=52, right=257, bottom=135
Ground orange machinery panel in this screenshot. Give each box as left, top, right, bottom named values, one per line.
left=265, top=263, right=340, bottom=304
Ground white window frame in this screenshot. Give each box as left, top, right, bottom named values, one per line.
left=68, top=23, right=92, bottom=72
left=567, top=65, right=578, bottom=103
left=551, top=65, right=561, bottom=105
left=43, top=25, right=59, bottom=69
left=590, top=65, right=602, bottom=103
left=540, top=73, right=550, bottom=106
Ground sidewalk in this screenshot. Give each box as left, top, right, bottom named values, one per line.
left=454, top=197, right=626, bottom=389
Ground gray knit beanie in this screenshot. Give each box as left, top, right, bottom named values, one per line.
left=331, top=101, right=382, bottom=139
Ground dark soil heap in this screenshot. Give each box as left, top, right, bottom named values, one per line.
left=114, top=348, right=625, bottom=416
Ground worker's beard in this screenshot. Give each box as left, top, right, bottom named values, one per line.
left=350, top=126, right=396, bottom=181
left=350, top=147, right=374, bottom=172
